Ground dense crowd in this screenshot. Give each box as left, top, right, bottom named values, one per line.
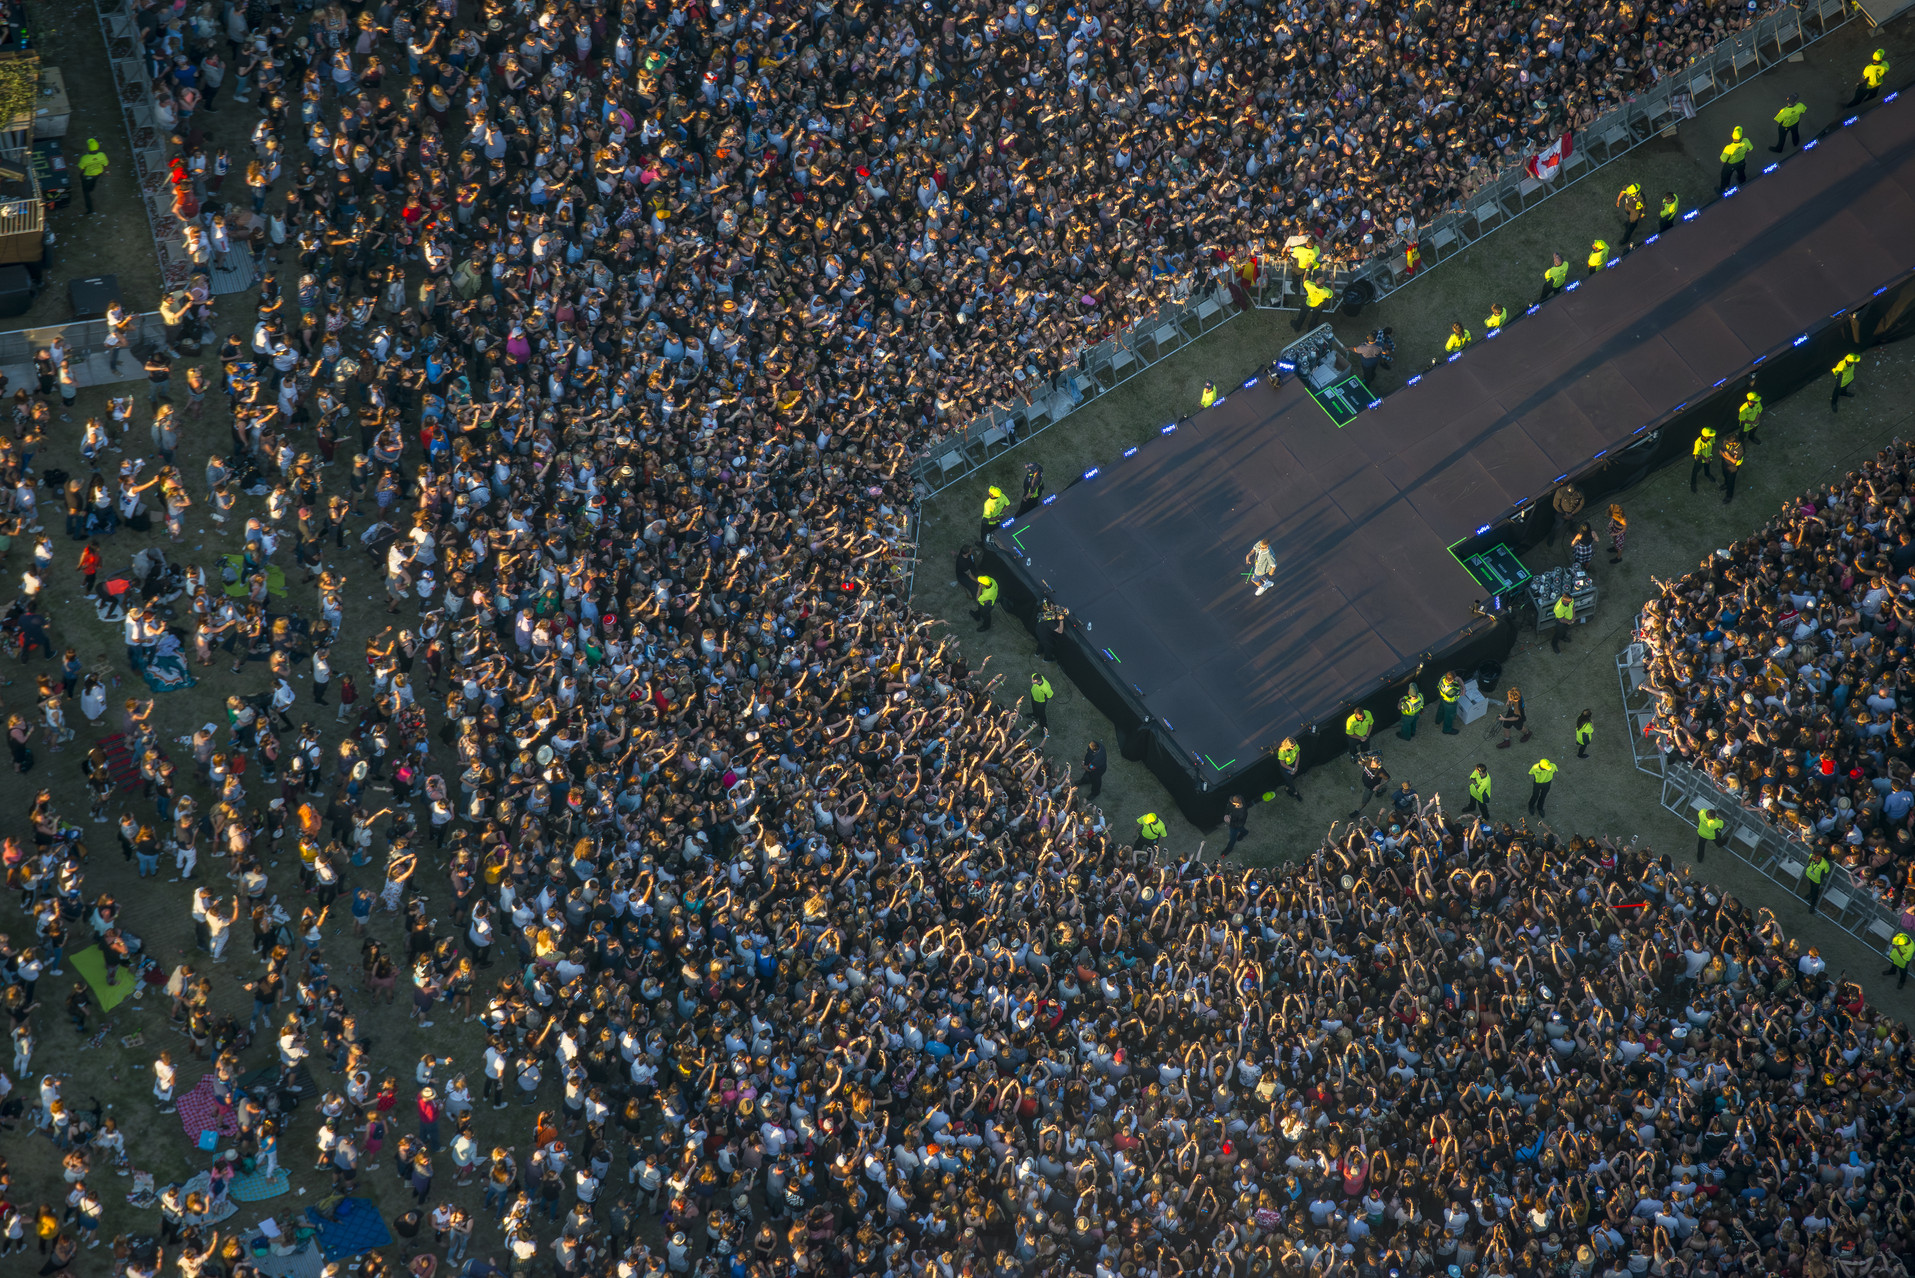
left=0, top=0, right=1890, bottom=1275
left=1639, top=441, right=1915, bottom=919
left=129, top=0, right=1784, bottom=449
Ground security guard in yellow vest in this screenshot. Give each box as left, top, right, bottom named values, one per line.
left=1658, top=191, right=1679, bottom=232
left=973, top=574, right=999, bottom=632
left=1484, top=303, right=1507, bottom=333
left=1344, top=707, right=1374, bottom=761
left=1444, top=321, right=1471, bottom=356
left=1465, top=764, right=1492, bottom=820
left=1804, top=848, right=1832, bottom=910
left=1398, top=682, right=1425, bottom=739
left=1277, top=736, right=1304, bottom=800
left=1136, top=811, right=1168, bottom=851
left=1029, top=672, right=1054, bottom=733
left=1845, top=49, right=1890, bottom=109
left=1436, top=672, right=1463, bottom=735
left=1526, top=757, right=1557, bottom=818
left=1293, top=277, right=1336, bottom=332
left=1885, top=931, right=1915, bottom=989
left=1290, top=239, right=1320, bottom=274
left=1585, top=239, right=1609, bottom=280
left=1831, top=352, right=1861, bottom=412
left=1719, top=126, right=1753, bottom=194
left=1200, top=380, right=1219, bottom=409
left=1539, top=252, right=1570, bottom=304
left=1771, top=95, right=1806, bottom=152
left=1695, top=806, right=1726, bottom=862
left=76, top=139, right=109, bottom=215
left=1719, top=436, right=1744, bottom=506
left=1738, top=390, right=1763, bottom=444
left=1689, top=426, right=1717, bottom=493
left=980, top=485, right=1010, bottom=540
left=1616, top=183, right=1647, bottom=248
left=1551, top=593, right=1576, bottom=654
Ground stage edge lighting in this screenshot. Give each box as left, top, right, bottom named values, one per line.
left=1241, top=376, right=1259, bottom=389
left=1083, top=467, right=1099, bottom=480
left=1122, top=447, right=1138, bottom=458
left=1793, top=335, right=1809, bottom=346
left=1682, top=209, right=1700, bottom=220
left=1407, top=374, right=1423, bottom=386
left=1160, top=423, right=1176, bottom=434
left=1041, top=495, right=1056, bottom=505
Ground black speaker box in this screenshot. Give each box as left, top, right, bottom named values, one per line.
left=69, top=273, right=119, bottom=321
left=0, top=263, right=34, bottom=318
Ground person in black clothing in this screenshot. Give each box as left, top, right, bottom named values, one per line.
left=1016, top=462, right=1046, bottom=517
left=1075, top=740, right=1107, bottom=797
left=1034, top=598, right=1066, bottom=662
left=1220, top=796, right=1249, bottom=855
left=953, top=543, right=978, bottom=593
left=1350, top=754, right=1390, bottom=819
left=17, top=608, right=52, bottom=662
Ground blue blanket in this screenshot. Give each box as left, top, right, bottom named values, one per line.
left=306, top=1198, right=392, bottom=1261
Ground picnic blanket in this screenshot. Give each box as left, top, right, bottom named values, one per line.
left=229, top=1165, right=291, bottom=1202
left=141, top=649, right=198, bottom=693
left=307, top=1197, right=392, bottom=1261
left=240, top=1063, right=318, bottom=1109
left=69, top=945, right=138, bottom=1011
left=158, top=1170, right=239, bottom=1227
left=176, top=1073, right=238, bottom=1144
left=239, top=1232, right=326, bottom=1278
left=222, top=557, right=287, bottom=598
left=94, top=732, right=144, bottom=791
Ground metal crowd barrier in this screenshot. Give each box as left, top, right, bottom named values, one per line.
left=1615, top=637, right=1667, bottom=779
left=910, top=277, right=1240, bottom=497
left=1659, top=761, right=1903, bottom=950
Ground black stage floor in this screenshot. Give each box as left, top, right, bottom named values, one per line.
left=998, top=93, right=1915, bottom=787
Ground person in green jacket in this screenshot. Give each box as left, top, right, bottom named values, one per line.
left=1135, top=811, right=1167, bottom=851
left=1696, top=806, right=1725, bottom=862
left=1344, top=708, right=1374, bottom=761
left=1574, top=710, right=1594, bottom=759
left=1770, top=95, right=1806, bottom=152
left=1804, top=849, right=1832, bottom=911
left=1028, top=672, right=1054, bottom=734
left=1397, top=683, right=1424, bottom=739
left=1464, top=764, right=1491, bottom=820
left=973, top=574, right=999, bottom=632
left=1884, top=931, right=1915, bottom=990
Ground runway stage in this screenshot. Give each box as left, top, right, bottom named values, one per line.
left=985, top=89, right=1915, bottom=824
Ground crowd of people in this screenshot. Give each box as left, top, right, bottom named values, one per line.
left=0, top=0, right=1896, bottom=1275
left=1639, top=440, right=1915, bottom=921
left=126, top=0, right=1794, bottom=449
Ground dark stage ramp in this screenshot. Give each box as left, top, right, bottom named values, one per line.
left=989, top=91, right=1915, bottom=823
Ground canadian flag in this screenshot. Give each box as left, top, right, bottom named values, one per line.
left=1526, top=132, right=1575, bottom=182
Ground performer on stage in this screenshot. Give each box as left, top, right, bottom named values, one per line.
left=1246, top=540, right=1276, bottom=596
